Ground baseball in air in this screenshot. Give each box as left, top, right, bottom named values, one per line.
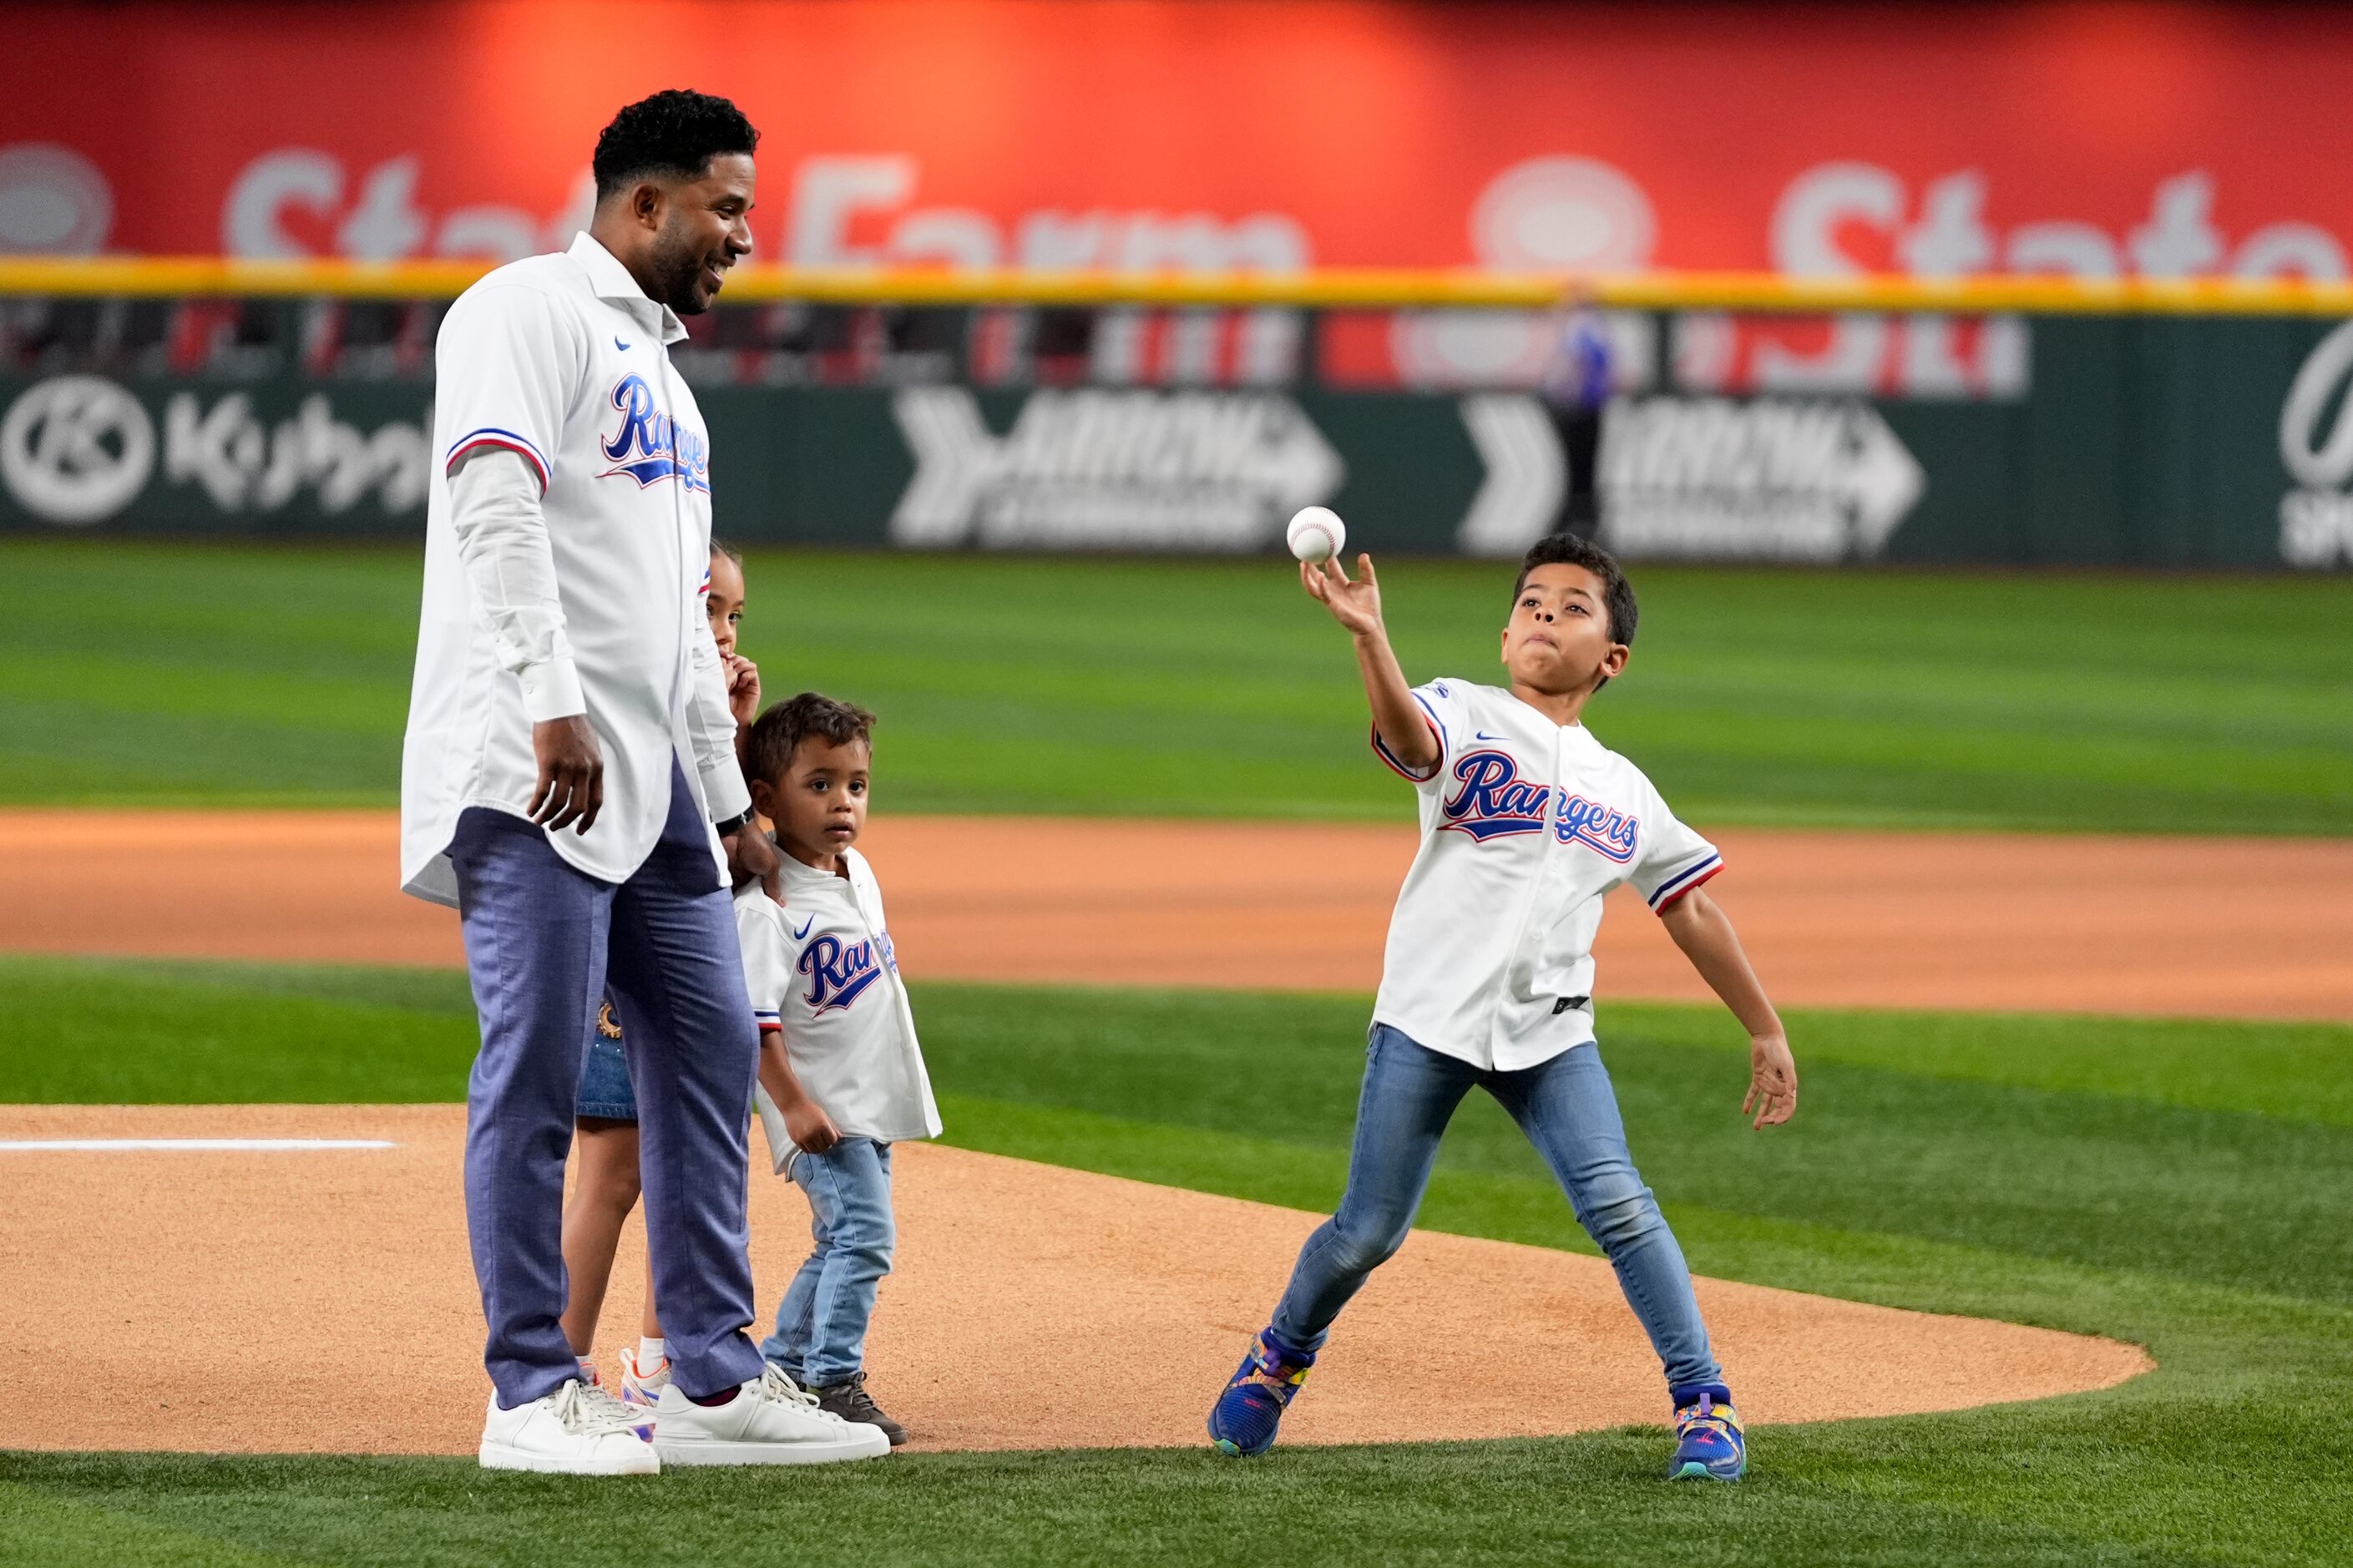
left=1287, top=506, right=1347, bottom=563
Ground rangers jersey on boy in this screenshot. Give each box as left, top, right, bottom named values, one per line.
left=1371, top=678, right=1723, bottom=1071
left=736, top=847, right=942, bottom=1171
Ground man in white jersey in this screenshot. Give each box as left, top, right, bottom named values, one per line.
left=402, top=90, right=883, bottom=1474
left=1206, top=534, right=1799, bottom=1482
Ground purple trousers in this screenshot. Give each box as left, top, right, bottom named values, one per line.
left=448, top=758, right=766, bottom=1406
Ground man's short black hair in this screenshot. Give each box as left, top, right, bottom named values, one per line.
left=1512, top=533, right=1638, bottom=649
left=593, top=90, right=760, bottom=200
left=745, top=692, right=875, bottom=788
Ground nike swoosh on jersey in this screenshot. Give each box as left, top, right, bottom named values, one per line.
left=791, top=914, right=814, bottom=940
left=1475, top=731, right=1506, bottom=741
left=614, top=336, right=631, bottom=351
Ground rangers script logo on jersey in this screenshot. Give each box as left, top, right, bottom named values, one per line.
left=1554, top=793, right=1640, bottom=861
left=799, top=931, right=891, bottom=1014
left=1440, top=751, right=1642, bottom=858
left=600, top=373, right=710, bottom=493
left=1440, top=750, right=1552, bottom=839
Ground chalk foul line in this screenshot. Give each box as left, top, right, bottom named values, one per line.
left=0, top=1139, right=398, bottom=1151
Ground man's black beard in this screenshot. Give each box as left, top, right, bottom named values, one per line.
left=649, top=233, right=711, bottom=315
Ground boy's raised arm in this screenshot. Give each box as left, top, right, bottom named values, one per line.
left=1658, top=888, right=1799, bottom=1129
left=1303, top=554, right=1440, bottom=775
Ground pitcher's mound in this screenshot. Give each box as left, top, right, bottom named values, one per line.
left=0, top=1105, right=2149, bottom=1454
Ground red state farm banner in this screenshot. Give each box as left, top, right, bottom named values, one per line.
left=7, top=0, right=2353, bottom=281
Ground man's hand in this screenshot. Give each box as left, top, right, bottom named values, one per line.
left=529, top=716, right=604, bottom=834
left=1743, top=1032, right=1799, bottom=1130
left=1302, top=553, right=1387, bottom=640
left=784, top=1095, right=842, bottom=1155
left=724, top=823, right=784, bottom=903
left=724, top=652, right=762, bottom=729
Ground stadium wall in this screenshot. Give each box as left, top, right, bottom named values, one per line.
left=6, top=308, right=2352, bottom=566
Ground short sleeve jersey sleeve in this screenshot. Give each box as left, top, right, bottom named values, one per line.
left=733, top=895, right=794, bottom=1034
left=436, top=282, right=581, bottom=493
left=1628, top=781, right=1723, bottom=914
left=1372, top=677, right=1476, bottom=789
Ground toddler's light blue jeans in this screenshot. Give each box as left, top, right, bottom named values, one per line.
left=762, top=1138, right=894, bottom=1386
left=1271, top=1024, right=1721, bottom=1392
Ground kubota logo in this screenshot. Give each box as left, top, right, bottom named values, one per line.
left=0, top=375, right=155, bottom=524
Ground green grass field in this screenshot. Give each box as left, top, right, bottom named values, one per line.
left=5, top=540, right=2349, bottom=1564
left=4, top=539, right=2349, bottom=832
left=5, top=955, right=2350, bottom=1565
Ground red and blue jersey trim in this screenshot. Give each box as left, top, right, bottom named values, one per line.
left=1371, top=716, right=1445, bottom=781
left=1370, top=690, right=1450, bottom=781
left=753, top=1008, right=783, bottom=1034
left=1648, top=852, right=1723, bottom=912
left=1411, top=690, right=1449, bottom=752
left=444, top=427, right=553, bottom=492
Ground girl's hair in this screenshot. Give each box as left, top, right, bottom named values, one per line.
left=710, top=536, right=743, bottom=564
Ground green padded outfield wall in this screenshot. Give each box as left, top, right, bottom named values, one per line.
left=3, top=310, right=2350, bottom=569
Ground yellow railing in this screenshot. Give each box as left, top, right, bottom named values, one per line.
left=4, top=255, right=2353, bottom=316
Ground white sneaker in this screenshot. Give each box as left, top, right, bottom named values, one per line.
left=651, top=1364, right=893, bottom=1465
left=617, top=1344, right=673, bottom=1409
left=479, top=1378, right=660, bottom=1474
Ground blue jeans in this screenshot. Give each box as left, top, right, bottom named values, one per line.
left=1272, top=1024, right=1721, bottom=1393
left=762, top=1139, right=894, bottom=1386
left=574, top=1011, right=637, bottom=1122
left=448, top=756, right=767, bottom=1406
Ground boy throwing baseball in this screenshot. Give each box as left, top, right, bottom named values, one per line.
left=1206, top=534, right=1797, bottom=1482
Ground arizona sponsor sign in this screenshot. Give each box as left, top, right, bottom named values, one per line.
left=890, top=387, right=1344, bottom=549
left=1598, top=398, right=1926, bottom=563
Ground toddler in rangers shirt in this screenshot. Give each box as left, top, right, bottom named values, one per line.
left=735, top=692, right=939, bottom=1449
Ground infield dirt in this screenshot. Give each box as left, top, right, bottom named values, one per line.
left=0, top=1105, right=2152, bottom=1456
left=7, top=808, right=2305, bottom=1456
left=3, top=809, right=2349, bottom=1019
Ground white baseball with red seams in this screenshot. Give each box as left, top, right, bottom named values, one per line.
left=1286, top=505, right=1346, bottom=563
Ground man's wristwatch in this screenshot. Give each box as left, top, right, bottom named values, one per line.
left=713, top=807, right=757, bottom=837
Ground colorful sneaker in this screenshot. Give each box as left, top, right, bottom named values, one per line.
left=1667, top=1384, right=1745, bottom=1481
left=618, top=1345, right=673, bottom=1409
left=1207, top=1329, right=1315, bottom=1458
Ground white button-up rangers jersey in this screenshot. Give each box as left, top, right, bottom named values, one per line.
left=400, top=232, right=749, bottom=904
left=1371, top=678, right=1723, bottom=1071
left=738, top=847, right=943, bottom=1171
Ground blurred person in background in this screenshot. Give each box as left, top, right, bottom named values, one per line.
left=1539, top=286, right=1614, bottom=541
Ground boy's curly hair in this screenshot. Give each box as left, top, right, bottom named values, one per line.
left=744, top=692, right=875, bottom=787
left=1512, top=533, right=1638, bottom=648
